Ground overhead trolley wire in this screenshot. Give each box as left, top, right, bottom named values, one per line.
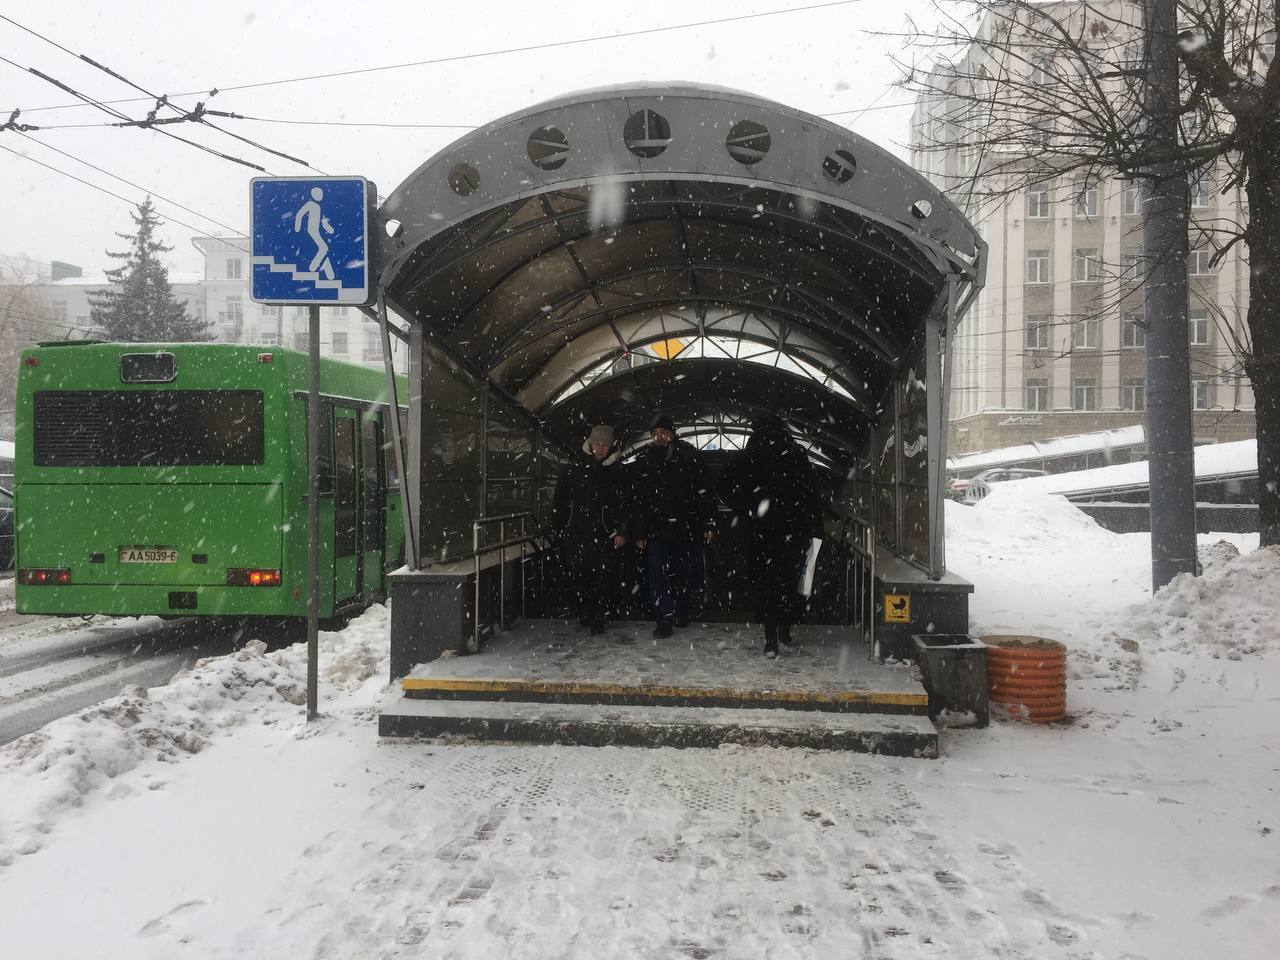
left=11, top=129, right=246, bottom=236
left=1, top=56, right=270, bottom=173
left=0, top=142, right=251, bottom=253
left=6, top=1, right=865, bottom=114
left=0, top=14, right=318, bottom=173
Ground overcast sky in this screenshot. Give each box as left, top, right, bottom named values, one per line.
left=1, top=0, right=943, bottom=276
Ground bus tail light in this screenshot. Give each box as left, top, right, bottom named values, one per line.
left=226, top=568, right=281, bottom=587
left=19, top=568, right=71, bottom=585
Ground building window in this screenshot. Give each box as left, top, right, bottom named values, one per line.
left=1027, top=249, right=1051, bottom=284
left=293, top=333, right=309, bottom=352
left=257, top=329, right=279, bottom=345
left=1073, top=248, right=1100, bottom=282
left=1025, top=315, right=1051, bottom=351
left=52, top=300, right=68, bottom=323
left=261, top=304, right=282, bottom=320
left=363, top=330, right=381, bottom=361
left=1192, top=377, right=1210, bottom=410
left=1122, top=181, right=1143, bottom=215
left=295, top=306, right=309, bottom=318
left=1071, top=318, right=1099, bottom=349
left=1189, top=248, right=1214, bottom=275
left=1028, top=186, right=1050, bottom=219
left=331, top=331, right=348, bottom=355
left=333, top=305, right=349, bottom=317
left=1189, top=309, right=1210, bottom=345
left=1073, top=377, right=1098, bottom=411
left=1190, top=170, right=1211, bottom=208
left=1074, top=181, right=1099, bottom=218
left=1122, top=312, right=1146, bottom=348
left=226, top=258, right=242, bottom=279
left=1025, top=378, right=1049, bottom=411
left=1122, top=378, right=1146, bottom=411
left=1030, top=55, right=1054, bottom=85
left=1122, top=247, right=1143, bottom=282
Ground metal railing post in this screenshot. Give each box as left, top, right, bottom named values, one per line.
left=498, top=520, right=506, bottom=632
left=520, top=515, right=527, bottom=622
left=472, top=520, right=481, bottom=653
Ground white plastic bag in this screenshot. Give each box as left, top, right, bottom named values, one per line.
left=798, top=537, right=823, bottom=597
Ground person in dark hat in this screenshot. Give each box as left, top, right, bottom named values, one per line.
left=632, top=413, right=716, bottom=638
left=717, top=415, right=824, bottom=658
left=551, top=423, right=631, bottom=634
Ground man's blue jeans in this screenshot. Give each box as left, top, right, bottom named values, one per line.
left=647, top=539, right=696, bottom=624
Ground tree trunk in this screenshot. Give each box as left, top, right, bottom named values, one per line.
left=1249, top=358, right=1280, bottom=546
left=1242, top=123, right=1280, bottom=547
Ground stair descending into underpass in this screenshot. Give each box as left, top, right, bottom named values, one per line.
left=379, top=620, right=938, bottom=758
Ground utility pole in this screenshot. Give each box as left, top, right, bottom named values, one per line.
left=1143, top=0, right=1199, bottom=590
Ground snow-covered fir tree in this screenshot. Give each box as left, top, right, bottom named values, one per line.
left=88, top=199, right=210, bottom=342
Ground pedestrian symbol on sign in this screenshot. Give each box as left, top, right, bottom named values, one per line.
left=293, top=187, right=336, bottom=280
left=250, top=176, right=373, bottom=305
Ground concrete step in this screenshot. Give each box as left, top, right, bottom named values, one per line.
left=402, top=676, right=929, bottom=715
left=378, top=694, right=939, bottom=757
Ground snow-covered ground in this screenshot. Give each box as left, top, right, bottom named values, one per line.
left=0, top=490, right=1277, bottom=958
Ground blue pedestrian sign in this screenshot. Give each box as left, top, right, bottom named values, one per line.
left=250, top=176, right=374, bottom=305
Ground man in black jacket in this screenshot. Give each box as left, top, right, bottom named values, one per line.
left=552, top=424, right=630, bottom=634
left=717, top=416, right=824, bottom=658
left=632, top=414, right=715, bottom=638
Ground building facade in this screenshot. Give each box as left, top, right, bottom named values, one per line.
left=909, top=1, right=1257, bottom=455
left=1, top=238, right=406, bottom=435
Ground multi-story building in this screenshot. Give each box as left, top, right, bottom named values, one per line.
left=909, top=1, right=1256, bottom=455
left=2, top=238, right=406, bottom=435
left=190, top=235, right=405, bottom=367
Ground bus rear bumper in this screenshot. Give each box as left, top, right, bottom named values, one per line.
left=15, top=583, right=303, bottom=618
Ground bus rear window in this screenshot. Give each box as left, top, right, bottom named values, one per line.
left=34, top=390, right=265, bottom=467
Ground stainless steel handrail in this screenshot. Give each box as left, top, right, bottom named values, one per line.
left=470, top=512, right=535, bottom=652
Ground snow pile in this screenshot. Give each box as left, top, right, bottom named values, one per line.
left=1198, top=537, right=1241, bottom=571
left=1111, top=545, right=1280, bottom=660
left=0, top=605, right=391, bottom=868
left=946, top=489, right=1151, bottom=687
left=949, top=481, right=1111, bottom=548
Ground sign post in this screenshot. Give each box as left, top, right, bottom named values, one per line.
left=250, top=176, right=375, bottom=722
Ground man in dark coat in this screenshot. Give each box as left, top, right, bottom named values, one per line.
left=717, top=416, right=824, bottom=658
left=632, top=414, right=716, bottom=638
left=552, top=424, right=630, bottom=634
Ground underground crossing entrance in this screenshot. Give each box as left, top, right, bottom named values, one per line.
left=370, top=84, right=986, bottom=752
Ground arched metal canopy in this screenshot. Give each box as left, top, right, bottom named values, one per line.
left=377, top=82, right=985, bottom=456
left=545, top=357, right=864, bottom=464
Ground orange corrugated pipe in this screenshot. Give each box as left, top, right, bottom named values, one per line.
left=981, top=635, right=1067, bottom=723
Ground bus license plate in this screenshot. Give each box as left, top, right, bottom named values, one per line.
left=119, top=548, right=178, bottom=564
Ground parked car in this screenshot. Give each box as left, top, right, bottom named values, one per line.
left=0, top=485, right=13, bottom=572
left=961, top=467, right=1049, bottom=503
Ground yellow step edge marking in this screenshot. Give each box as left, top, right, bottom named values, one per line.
left=401, top=677, right=927, bottom=707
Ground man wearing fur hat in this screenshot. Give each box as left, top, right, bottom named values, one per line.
left=551, top=423, right=630, bottom=635
left=632, top=413, right=716, bottom=638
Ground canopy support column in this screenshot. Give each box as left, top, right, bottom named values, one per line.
left=377, top=292, right=419, bottom=570
left=926, top=275, right=959, bottom=580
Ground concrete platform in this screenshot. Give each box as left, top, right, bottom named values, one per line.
left=378, top=694, right=939, bottom=757
left=399, top=620, right=929, bottom=715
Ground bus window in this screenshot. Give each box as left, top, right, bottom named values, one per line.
left=334, top=416, right=358, bottom=558
left=33, top=390, right=264, bottom=467
left=362, top=416, right=381, bottom=555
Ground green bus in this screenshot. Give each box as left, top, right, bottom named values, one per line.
left=14, top=342, right=407, bottom=627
